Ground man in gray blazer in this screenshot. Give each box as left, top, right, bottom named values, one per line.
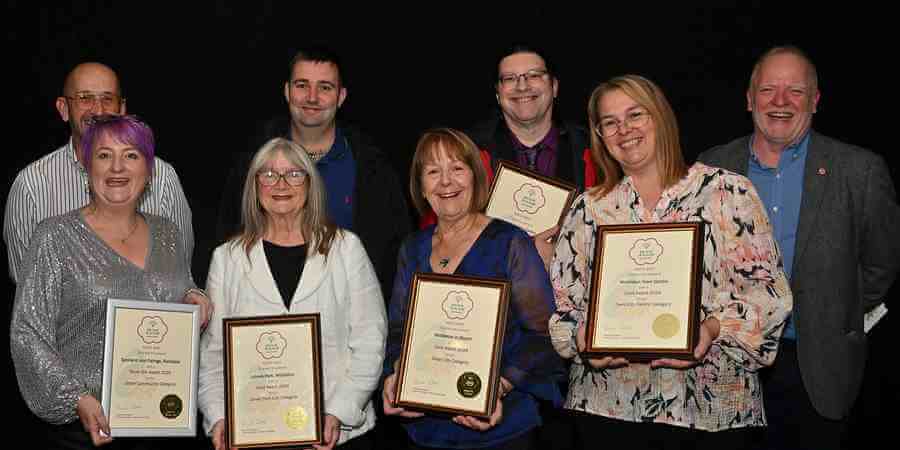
left=698, top=46, right=900, bottom=450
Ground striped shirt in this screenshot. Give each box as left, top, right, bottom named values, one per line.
left=3, top=140, right=194, bottom=283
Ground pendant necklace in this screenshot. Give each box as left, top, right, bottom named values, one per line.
left=435, top=215, right=479, bottom=270
left=119, top=219, right=139, bottom=244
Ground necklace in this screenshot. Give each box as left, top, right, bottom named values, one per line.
left=434, top=215, right=481, bottom=270
left=84, top=205, right=140, bottom=245
left=305, top=147, right=330, bottom=162
left=119, top=219, right=139, bottom=244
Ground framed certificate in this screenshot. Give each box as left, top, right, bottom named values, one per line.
left=485, top=160, right=577, bottom=236
left=224, top=314, right=324, bottom=449
left=584, top=222, right=704, bottom=361
left=394, top=273, right=510, bottom=418
left=101, top=299, right=201, bottom=437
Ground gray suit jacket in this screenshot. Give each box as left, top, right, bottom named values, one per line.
left=697, top=131, right=900, bottom=419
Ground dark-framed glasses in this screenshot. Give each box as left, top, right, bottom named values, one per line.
left=498, top=69, right=549, bottom=89
left=257, top=169, right=308, bottom=186
left=65, top=92, right=123, bottom=110
left=595, top=109, right=651, bottom=138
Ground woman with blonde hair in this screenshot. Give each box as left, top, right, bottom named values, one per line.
left=549, top=75, right=792, bottom=449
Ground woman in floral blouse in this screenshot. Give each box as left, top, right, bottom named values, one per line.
left=549, top=75, right=792, bottom=449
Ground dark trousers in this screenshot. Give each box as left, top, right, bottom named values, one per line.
left=535, top=374, right=576, bottom=450
left=536, top=400, right=576, bottom=450
left=849, top=314, right=896, bottom=448
left=572, top=410, right=758, bottom=450
left=757, top=339, right=848, bottom=450
left=371, top=387, right=410, bottom=449
left=407, top=429, right=537, bottom=450
left=45, top=420, right=185, bottom=450
left=339, top=431, right=376, bottom=450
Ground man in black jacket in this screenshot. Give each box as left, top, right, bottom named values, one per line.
left=466, top=43, right=593, bottom=450
left=215, top=46, right=411, bottom=304
left=468, top=44, right=596, bottom=267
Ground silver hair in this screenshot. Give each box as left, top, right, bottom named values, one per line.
left=234, top=137, right=337, bottom=259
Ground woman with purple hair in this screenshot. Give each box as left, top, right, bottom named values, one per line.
left=10, top=114, right=210, bottom=448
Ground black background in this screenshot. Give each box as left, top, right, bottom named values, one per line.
left=6, top=2, right=897, bottom=447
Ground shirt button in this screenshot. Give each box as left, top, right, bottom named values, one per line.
left=776, top=173, right=781, bottom=179
left=773, top=206, right=779, bottom=213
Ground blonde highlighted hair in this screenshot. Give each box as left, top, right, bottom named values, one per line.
left=587, top=74, right=687, bottom=198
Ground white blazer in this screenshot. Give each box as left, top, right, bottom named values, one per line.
left=197, top=230, right=387, bottom=444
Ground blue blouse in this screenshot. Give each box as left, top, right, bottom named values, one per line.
left=385, top=219, right=562, bottom=448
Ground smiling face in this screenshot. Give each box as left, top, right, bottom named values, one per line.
left=748, top=52, right=819, bottom=153
left=283, top=61, right=347, bottom=131
left=597, top=89, right=658, bottom=178
left=56, top=63, right=126, bottom=150
left=496, top=52, right=558, bottom=130
left=420, top=144, right=475, bottom=223
left=257, top=151, right=308, bottom=221
left=88, top=133, right=150, bottom=209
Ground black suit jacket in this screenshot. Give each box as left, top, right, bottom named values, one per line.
left=697, top=131, right=900, bottom=419
left=467, top=114, right=594, bottom=191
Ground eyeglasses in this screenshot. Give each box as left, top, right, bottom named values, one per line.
left=498, top=69, right=549, bottom=89
left=257, top=169, right=308, bottom=187
left=65, top=92, right=123, bottom=110
left=595, top=109, right=651, bottom=138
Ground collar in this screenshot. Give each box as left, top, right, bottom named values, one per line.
left=509, top=125, right=559, bottom=152
left=316, top=127, right=350, bottom=164
left=620, top=164, right=700, bottom=213
left=66, top=138, right=82, bottom=167
left=749, top=131, right=811, bottom=167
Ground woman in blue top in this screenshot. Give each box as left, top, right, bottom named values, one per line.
left=382, top=128, right=561, bottom=449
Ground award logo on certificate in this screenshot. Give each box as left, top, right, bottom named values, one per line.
left=485, top=160, right=577, bottom=236
left=224, top=314, right=324, bottom=448
left=584, top=222, right=704, bottom=360
left=101, top=299, right=201, bottom=437
left=394, top=273, right=510, bottom=418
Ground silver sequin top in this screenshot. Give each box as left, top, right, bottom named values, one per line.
left=10, top=210, right=194, bottom=425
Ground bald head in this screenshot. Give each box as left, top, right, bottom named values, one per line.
left=62, top=62, right=121, bottom=96
left=57, top=62, right=126, bottom=151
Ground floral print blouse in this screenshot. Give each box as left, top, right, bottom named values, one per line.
left=549, top=163, right=792, bottom=431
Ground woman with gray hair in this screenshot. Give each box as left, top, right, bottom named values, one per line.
left=198, top=137, right=386, bottom=450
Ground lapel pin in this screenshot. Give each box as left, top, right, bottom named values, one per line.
left=817, top=167, right=827, bottom=176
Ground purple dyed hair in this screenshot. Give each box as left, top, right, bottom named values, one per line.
left=80, top=114, right=155, bottom=174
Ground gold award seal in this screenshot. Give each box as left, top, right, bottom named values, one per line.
left=652, top=313, right=680, bottom=339
left=457, top=372, right=482, bottom=398
left=284, top=406, right=308, bottom=430
left=159, top=394, right=183, bottom=419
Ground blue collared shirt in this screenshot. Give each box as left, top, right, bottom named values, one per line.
left=316, top=128, right=356, bottom=231
left=747, top=133, right=808, bottom=340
